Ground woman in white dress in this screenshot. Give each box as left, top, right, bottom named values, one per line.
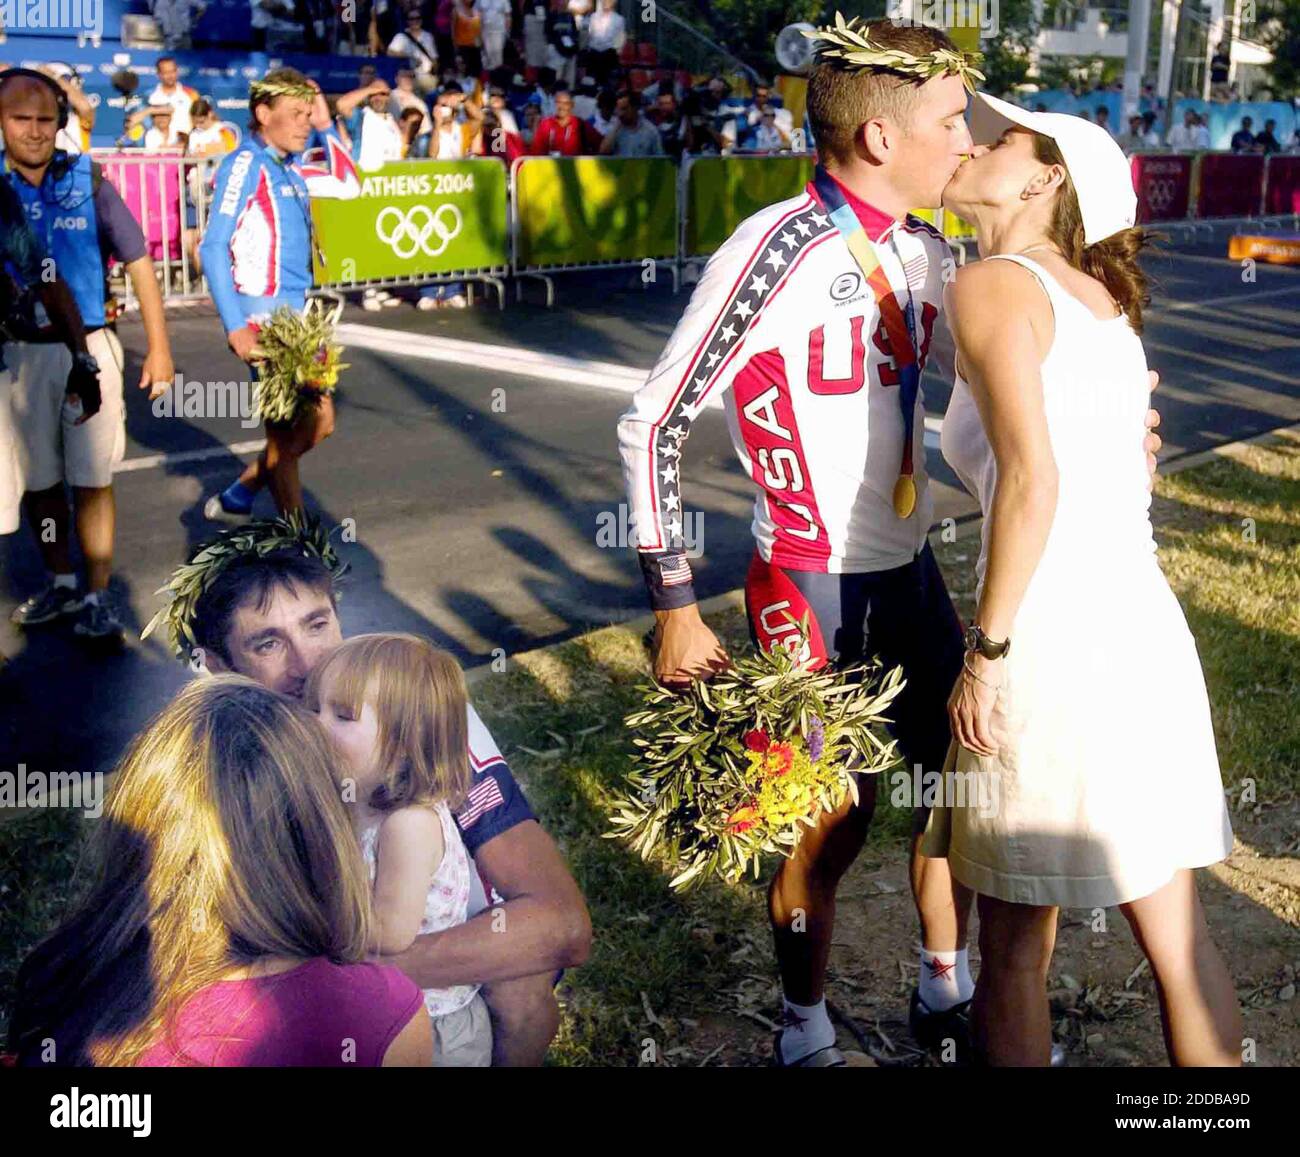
left=923, top=94, right=1242, bottom=1066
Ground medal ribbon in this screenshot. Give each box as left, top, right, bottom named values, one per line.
left=811, top=165, right=922, bottom=518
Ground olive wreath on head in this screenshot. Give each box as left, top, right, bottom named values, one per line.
left=249, top=79, right=318, bottom=104
left=141, top=512, right=348, bottom=659
left=804, top=12, right=986, bottom=94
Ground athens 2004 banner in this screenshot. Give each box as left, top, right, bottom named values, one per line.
left=310, top=160, right=509, bottom=285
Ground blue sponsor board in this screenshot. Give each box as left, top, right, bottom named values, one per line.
left=1, top=35, right=398, bottom=147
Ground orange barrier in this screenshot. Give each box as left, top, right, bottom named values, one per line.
left=1227, top=234, right=1300, bottom=265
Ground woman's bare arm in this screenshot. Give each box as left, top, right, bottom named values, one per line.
left=946, top=259, right=1060, bottom=648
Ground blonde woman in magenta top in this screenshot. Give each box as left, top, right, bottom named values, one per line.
left=924, top=94, right=1241, bottom=1066
left=308, top=633, right=492, bottom=1067
left=6, top=677, right=431, bottom=1067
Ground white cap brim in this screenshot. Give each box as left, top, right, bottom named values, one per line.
left=970, top=91, right=1137, bottom=247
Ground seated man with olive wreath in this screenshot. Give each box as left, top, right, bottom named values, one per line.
left=144, top=516, right=592, bottom=1066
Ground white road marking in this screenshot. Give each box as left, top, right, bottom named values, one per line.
left=339, top=324, right=948, bottom=440
left=1161, top=284, right=1300, bottom=311
left=337, top=322, right=658, bottom=395
left=114, top=439, right=265, bottom=475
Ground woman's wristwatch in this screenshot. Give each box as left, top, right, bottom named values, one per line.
left=964, top=623, right=1010, bottom=661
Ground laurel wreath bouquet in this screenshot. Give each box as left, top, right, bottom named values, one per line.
left=249, top=298, right=349, bottom=424
left=607, top=628, right=906, bottom=891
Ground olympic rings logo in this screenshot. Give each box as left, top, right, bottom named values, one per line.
left=375, top=203, right=463, bottom=259
left=1145, top=178, right=1177, bottom=213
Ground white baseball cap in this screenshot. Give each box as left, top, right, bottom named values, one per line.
left=969, top=92, right=1138, bottom=247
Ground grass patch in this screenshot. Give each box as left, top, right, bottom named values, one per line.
left=1, top=432, right=1295, bottom=1063
left=1150, top=433, right=1300, bottom=801
left=0, top=808, right=91, bottom=1039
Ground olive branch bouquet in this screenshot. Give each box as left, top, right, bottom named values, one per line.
left=608, top=625, right=906, bottom=891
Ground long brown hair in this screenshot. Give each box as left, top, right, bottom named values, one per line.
left=7, top=676, right=373, bottom=1067
left=304, top=633, right=472, bottom=813
left=1033, top=134, right=1155, bottom=333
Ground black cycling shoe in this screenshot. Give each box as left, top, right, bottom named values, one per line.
left=772, top=1031, right=847, bottom=1067
left=908, top=988, right=971, bottom=1063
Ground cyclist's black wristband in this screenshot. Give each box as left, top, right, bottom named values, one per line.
left=639, top=550, right=698, bottom=612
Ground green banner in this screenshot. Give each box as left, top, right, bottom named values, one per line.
left=685, top=155, right=815, bottom=257
left=514, top=156, right=677, bottom=268
left=311, top=160, right=508, bottom=285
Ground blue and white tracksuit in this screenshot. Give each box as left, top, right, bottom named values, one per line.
left=200, top=130, right=337, bottom=335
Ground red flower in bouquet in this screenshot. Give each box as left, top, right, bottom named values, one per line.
left=744, top=729, right=770, bottom=752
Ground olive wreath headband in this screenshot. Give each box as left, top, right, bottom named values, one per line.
left=141, top=513, right=348, bottom=659
left=804, top=12, right=986, bottom=94
left=249, top=79, right=318, bottom=104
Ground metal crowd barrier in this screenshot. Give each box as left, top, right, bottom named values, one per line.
left=94, top=150, right=218, bottom=307
left=509, top=155, right=681, bottom=306
left=94, top=146, right=1300, bottom=315
left=1129, top=150, right=1300, bottom=243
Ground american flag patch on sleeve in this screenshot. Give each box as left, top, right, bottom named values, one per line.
left=659, top=554, right=693, bottom=587
left=902, top=253, right=929, bottom=291
left=457, top=775, right=506, bottom=831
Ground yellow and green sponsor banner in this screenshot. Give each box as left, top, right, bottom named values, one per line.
left=310, top=159, right=508, bottom=285
left=514, top=156, right=678, bottom=268
left=685, top=154, right=815, bottom=257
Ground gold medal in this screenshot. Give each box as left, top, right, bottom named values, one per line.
left=893, top=473, right=916, bottom=518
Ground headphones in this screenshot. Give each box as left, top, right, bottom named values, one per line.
left=0, top=68, right=71, bottom=131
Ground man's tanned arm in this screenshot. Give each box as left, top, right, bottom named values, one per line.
left=388, top=820, right=591, bottom=988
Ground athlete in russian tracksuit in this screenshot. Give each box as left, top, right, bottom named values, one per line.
left=201, top=72, right=342, bottom=521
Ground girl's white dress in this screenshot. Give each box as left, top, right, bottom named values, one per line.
left=923, top=253, right=1234, bottom=908
left=360, top=801, right=480, bottom=1016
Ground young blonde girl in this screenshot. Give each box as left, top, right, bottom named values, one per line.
left=306, top=632, right=492, bottom=1067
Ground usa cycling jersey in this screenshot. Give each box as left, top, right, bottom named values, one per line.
left=618, top=168, right=951, bottom=610
left=200, top=128, right=344, bottom=336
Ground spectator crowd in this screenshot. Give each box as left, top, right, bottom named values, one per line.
left=131, top=0, right=801, bottom=164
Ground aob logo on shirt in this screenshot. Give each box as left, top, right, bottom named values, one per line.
left=829, top=271, right=861, bottom=301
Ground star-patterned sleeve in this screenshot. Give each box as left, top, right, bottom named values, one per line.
left=617, top=197, right=824, bottom=610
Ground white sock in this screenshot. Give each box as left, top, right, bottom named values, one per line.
left=918, top=948, right=974, bottom=1012
left=51, top=573, right=77, bottom=590
left=83, top=590, right=101, bottom=607
left=779, top=997, right=836, bottom=1062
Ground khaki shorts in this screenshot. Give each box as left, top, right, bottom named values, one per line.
left=0, top=367, right=20, bottom=534
left=6, top=327, right=126, bottom=492
left=431, top=992, right=493, bottom=1067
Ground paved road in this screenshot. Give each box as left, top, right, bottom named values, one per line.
left=2, top=237, right=1298, bottom=778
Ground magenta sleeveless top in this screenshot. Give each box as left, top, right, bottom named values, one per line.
left=136, top=957, right=423, bottom=1067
